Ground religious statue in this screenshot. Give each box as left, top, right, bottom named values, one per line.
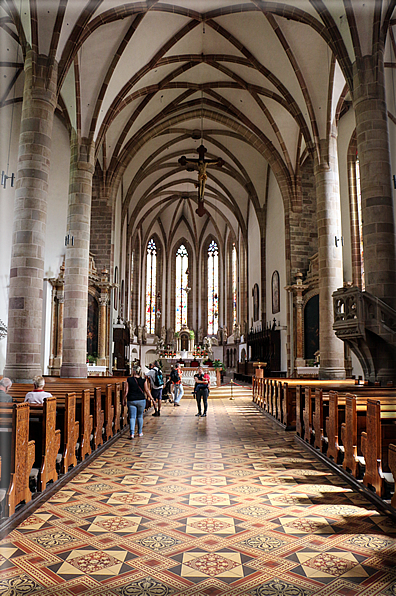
left=161, top=326, right=166, bottom=342
left=136, top=325, right=143, bottom=344
left=223, top=326, right=228, bottom=342
left=178, top=144, right=224, bottom=217
left=234, top=323, right=241, bottom=342
left=142, top=325, right=147, bottom=344
left=203, top=336, right=212, bottom=353
left=155, top=335, right=165, bottom=354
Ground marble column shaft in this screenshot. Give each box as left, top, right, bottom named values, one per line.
left=4, top=52, right=57, bottom=381
left=353, top=53, right=396, bottom=308
left=315, top=133, right=345, bottom=379
left=60, top=133, right=95, bottom=378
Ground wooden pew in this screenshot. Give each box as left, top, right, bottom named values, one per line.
left=389, top=444, right=396, bottom=509
left=360, top=399, right=396, bottom=497
left=0, top=403, right=35, bottom=516
left=29, top=398, right=61, bottom=491
left=80, top=389, right=93, bottom=460
left=281, top=382, right=297, bottom=429
left=62, top=393, right=80, bottom=473
left=313, top=388, right=326, bottom=451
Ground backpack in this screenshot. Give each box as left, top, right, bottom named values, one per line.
left=170, top=368, right=180, bottom=383
left=154, top=367, right=163, bottom=387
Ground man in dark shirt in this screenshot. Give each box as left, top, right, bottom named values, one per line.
left=194, top=367, right=209, bottom=417
left=0, top=378, right=12, bottom=402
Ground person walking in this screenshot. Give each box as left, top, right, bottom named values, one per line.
left=145, top=361, right=164, bottom=416
left=171, top=363, right=183, bottom=406
left=124, top=365, right=153, bottom=438
left=194, top=366, right=210, bottom=417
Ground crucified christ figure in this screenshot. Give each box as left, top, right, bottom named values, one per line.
left=178, top=144, right=224, bottom=216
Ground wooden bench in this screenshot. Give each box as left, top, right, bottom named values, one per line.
left=44, top=377, right=127, bottom=434
left=28, top=398, right=61, bottom=491
left=389, top=444, right=396, bottom=508
left=0, top=403, right=35, bottom=516
left=360, top=399, right=396, bottom=496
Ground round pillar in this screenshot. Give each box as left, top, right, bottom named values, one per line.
left=4, top=52, right=57, bottom=381
left=61, top=133, right=95, bottom=378
left=353, top=53, right=396, bottom=307
left=315, top=134, right=345, bottom=379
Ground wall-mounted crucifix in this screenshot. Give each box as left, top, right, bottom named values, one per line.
left=178, top=144, right=224, bottom=217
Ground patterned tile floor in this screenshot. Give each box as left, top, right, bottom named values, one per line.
left=1, top=394, right=396, bottom=595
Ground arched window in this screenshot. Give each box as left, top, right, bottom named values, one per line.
left=208, top=240, right=219, bottom=335
left=146, top=239, right=157, bottom=334
left=232, top=243, right=237, bottom=327
left=175, top=244, right=188, bottom=331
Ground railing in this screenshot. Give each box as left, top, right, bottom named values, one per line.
left=333, top=286, right=396, bottom=343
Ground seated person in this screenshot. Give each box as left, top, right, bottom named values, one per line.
left=24, top=375, right=53, bottom=404
left=0, top=377, right=12, bottom=403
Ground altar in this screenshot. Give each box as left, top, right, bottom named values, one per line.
left=180, top=367, right=218, bottom=387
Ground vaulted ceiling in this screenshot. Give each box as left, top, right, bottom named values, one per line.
left=1, top=1, right=395, bottom=247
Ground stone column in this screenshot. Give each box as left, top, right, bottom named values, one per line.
left=60, top=133, right=95, bottom=378
left=97, top=294, right=109, bottom=367
left=294, top=272, right=309, bottom=367
left=4, top=52, right=57, bottom=381
left=55, top=294, right=64, bottom=367
left=315, top=133, right=345, bottom=379
left=352, top=53, right=396, bottom=307
left=347, top=155, right=363, bottom=289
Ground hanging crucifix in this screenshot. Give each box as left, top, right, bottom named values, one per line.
left=178, top=144, right=224, bottom=217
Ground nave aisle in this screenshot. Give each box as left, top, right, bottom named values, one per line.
left=0, top=396, right=395, bottom=595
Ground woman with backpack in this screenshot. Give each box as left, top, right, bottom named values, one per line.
left=123, top=365, right=153, bottom=438
left=171, top=364, right=183, bottom=406
left=145, top=361, right=164, bottom=416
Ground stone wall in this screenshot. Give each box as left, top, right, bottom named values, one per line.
left=90, top=166, right=113, bottom=274
left=289, top=156, right=318, bottom=279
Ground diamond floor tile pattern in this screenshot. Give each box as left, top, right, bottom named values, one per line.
left=0, top=394, right=395, bottom=595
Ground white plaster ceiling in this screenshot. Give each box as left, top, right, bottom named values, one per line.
left=1, top=0, right=396, bottom=250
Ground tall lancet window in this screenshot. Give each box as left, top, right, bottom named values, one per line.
left=175, top=244, right=188, bottom=331
left=356, top=159, right=365, bottom=290
left=232, top=243, right=237, bottom=327
left=146, top=239, right=157, bottom=334
left=208, top=240, right=219, bottom=335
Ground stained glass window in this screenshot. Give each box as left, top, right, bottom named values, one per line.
left=232, top=243, right=237, bottom=327
left=356, top=159, right=365, bottom=290
left=175, top=244, right=188, bottom=331
left=208, top=240, right=219, bottom=335
left=146, top=239, right=157, bottom=334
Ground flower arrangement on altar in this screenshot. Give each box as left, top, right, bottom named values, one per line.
left=159, top=345, right=176, bottom=358
left=192, top=346, right=208, bottom=358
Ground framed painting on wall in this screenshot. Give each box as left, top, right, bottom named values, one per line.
left=272, top=270, right=280, bottom=314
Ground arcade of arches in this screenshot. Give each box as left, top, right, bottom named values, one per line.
left=2, top=3, right=396, bottom=594
left=2, top=1, right=396, bottom=383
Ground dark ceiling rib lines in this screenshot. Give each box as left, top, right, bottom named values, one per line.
left=3, top=0, right=394, bottom=255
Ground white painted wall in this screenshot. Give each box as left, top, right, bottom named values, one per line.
left=0, top=110, right=70, bottom=375
left=337, top=108, right=356, bottom=284
left=0, top=103, right=21, bottom=373
left=247, top=205, right=261, bottom=329
left=265, top=171, right=287, bottom=372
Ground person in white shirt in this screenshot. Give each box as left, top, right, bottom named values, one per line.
left=24, top=375, right=53, bottom=404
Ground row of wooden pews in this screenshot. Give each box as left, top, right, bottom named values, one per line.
left=253, top=377, right=396, bottom=511
left=0, top=377, right=129, bottom=518
left=252, top=377, right=356, bottom=430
